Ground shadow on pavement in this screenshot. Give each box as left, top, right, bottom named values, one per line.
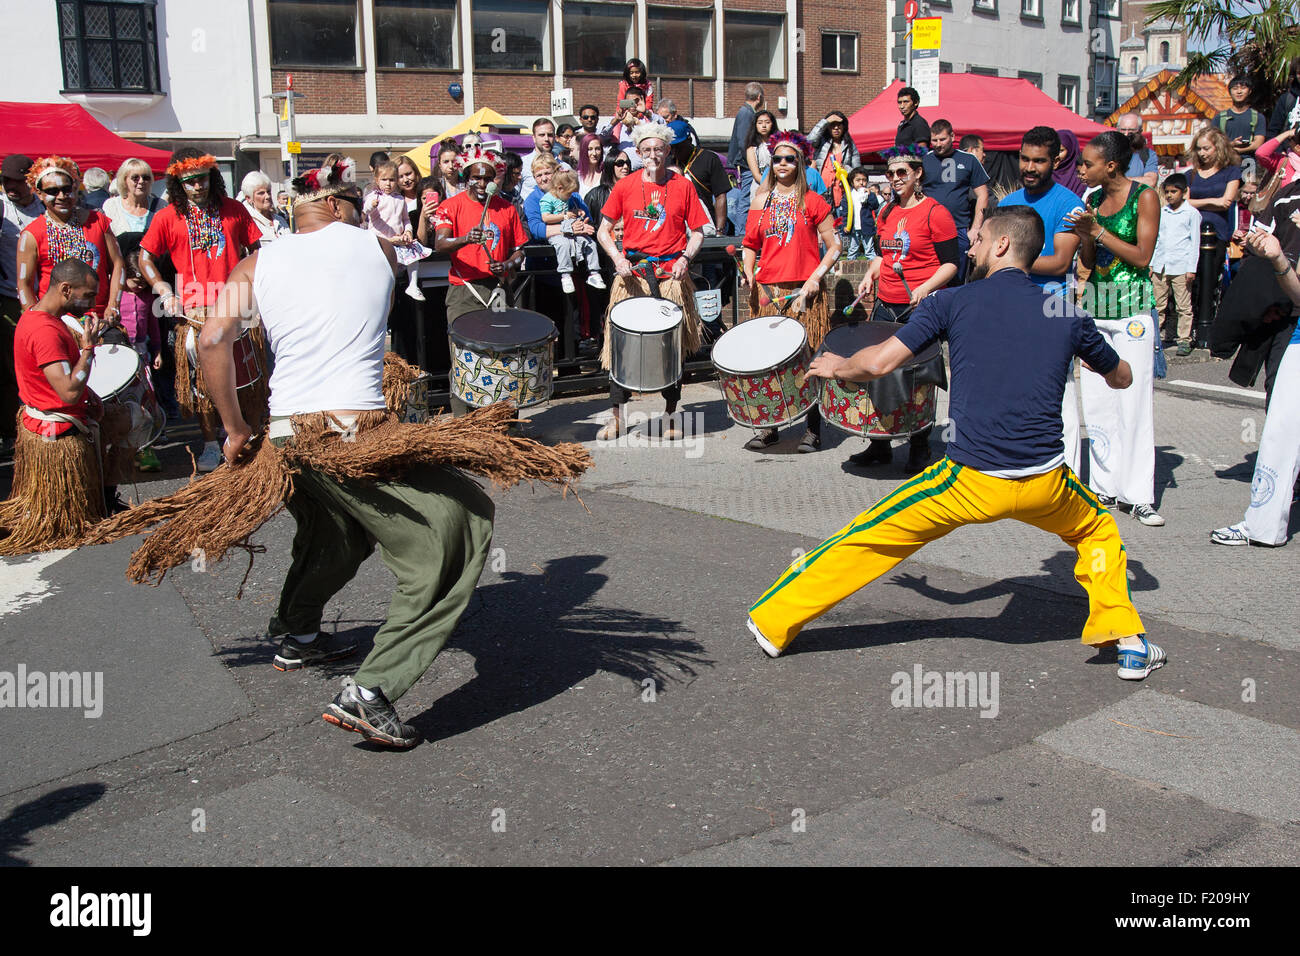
left=0, top=783, right=106, bottom=867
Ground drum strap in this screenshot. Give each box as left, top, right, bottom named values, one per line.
left=23, top=406, right=91, bottom=436
left=462, top=278, right=505, bottom=312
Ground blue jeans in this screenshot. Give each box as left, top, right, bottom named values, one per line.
left=954, top=228, right=970, bottom=284
left=727, top=167, right=753, bottom=236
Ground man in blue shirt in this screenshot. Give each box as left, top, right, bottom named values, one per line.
left=1117, top=114, right=1158, bottom=187
left=747, top=205, right=1167, bottom=683
left=997, top=126, right=1084, bottom=292
left=922, top=119, right=990, bottom=282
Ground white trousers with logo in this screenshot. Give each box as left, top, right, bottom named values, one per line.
left=1077, top=313, right=1156, bottom=507
left=1242, top=342, right=1300, bottom=545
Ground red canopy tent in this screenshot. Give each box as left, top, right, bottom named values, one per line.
left=0, top=101, right=173, bottom=175
left=849, top=76, right=1112, bottom=154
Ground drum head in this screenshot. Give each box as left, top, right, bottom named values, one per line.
left=451, top=309, right=557, bottom=351
left=87, top=344, right=141, bottom=398
left=712, top=316, right=806, bottom=374
left=610, top=296, right=683, bottom=334
left=821, top=320, right=941, bottom=367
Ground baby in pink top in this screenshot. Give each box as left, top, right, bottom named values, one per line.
left=364, top=161, right=430, bottom=300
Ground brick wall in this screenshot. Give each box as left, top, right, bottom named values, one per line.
left=473, top=74, right=554, bottom=115
left=798, top=1, right=888, bottom=136
left=377, top=71, right=461, bottom=114
left=271, top=70, right=365, bottom=114
left=723, top=80, right=788, bottom=121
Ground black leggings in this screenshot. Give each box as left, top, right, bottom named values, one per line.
left=611, top=380, right=681, bottom=407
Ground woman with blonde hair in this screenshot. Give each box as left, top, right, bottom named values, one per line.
left=101, top=158, right=162, bottom=254
left=1184, top=125, right=1242, bottom=295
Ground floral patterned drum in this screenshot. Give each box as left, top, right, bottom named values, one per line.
left=711, top=316, right=815, bottom=428
left=818, top=321, right=941, bottom=439
left=448, top=309, right=558, bottom=409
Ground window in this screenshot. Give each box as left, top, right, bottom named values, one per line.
left=1058, top=74, right=1080, bottom=113
left=1159, top=40, right=1170, bottom=62
left=1128, top=56, right=1138, bottom=73
left=821, top=31, right=857, bottom=73
left=58, top=0, right=162, bottom=93
left=1061, top=0, right=1081, bottom=24
left=1097, top=0, right=1120, bottom=19
left=473, top=0, right=550, bottom=71
left=940, top=61, right=953, bottom=73
left=969, top=66, right=999, bottom=77
left=973, top=0, right=997, bottom=14
left=647, top=6, right=713, bottom=77
left=375, top=0, right=458, bottom=69
left=270, top=0, right=359, bottom=67
left=1020, top=0, right=1042, bottom=19
left=1092, top=55, right=1118, bottom=113
left=724, top=11, right=784, bottom=81
left=564, top=3, right=635, bottom=74
left=1019, top=70, right=1042, bottom=88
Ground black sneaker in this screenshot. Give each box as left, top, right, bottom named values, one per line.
left=848, top=442, right=892, bottom=467
left=744, top=428, right=779, bottom=450
left=274, top=631, right=361, bottom=671
left=322, top=677, right=419, bottom=749
left=903, top=446, right=934, bottom=475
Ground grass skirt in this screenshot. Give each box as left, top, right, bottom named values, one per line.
left=0, top=422, right=104, bottom=556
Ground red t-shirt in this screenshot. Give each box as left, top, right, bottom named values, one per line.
left=874, top=196, right=957, bottom=304
left=23, top=211, right=114, bottom=315
left=743, top=191, right=832, bottom=284
left=14, top=309, right=89, bottom=437
left=601, top=172, right=710, bottom=259
left=433, top=192, right=529, bottom=285
left=139, top=198, right=261, bottom=308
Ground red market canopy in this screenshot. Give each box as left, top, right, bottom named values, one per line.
left=849, top=76, right=1113, bottom=155
left=0, top=101, right=173, bottom=175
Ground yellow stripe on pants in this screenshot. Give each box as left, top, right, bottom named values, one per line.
left=749, top=458, right=1145, bottom=651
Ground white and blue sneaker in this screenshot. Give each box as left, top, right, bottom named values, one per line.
left=1117, top=636, right=1167, bottom=681
left=747, top=617, right=783, bottom=658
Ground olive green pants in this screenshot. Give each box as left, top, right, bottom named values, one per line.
left=271, top=447, right=495, bottom=702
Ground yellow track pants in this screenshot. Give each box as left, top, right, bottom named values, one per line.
left=749, top=457, right=1145, bottom=651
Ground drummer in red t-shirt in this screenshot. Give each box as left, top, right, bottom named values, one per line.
left=138, top=149, right=262, bottom=472
left=852, top=145, right=959, bottom=473
left=16, top=156, right=123, bottom=325
left=741, top=130, right=842, bottom=452
left=596, top=123, right=711, bottom=441
left=0, top=259, right=121, bottom=556
left=432, top=145, right=529, bottom=325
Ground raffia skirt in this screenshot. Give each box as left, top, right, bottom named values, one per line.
left=746, top=279, right=831, bottom=351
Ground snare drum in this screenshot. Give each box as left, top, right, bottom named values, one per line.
left=184, top=325, right=264, bottom=395
left=448, top=308, right=557, bottom=409
left=817, top=321, right=941, bottom=439
left=711, top=317, right=815, bottom=428
left=608, top=297, right=684, bottom=392
left=61, top=315, right=165, bottom=449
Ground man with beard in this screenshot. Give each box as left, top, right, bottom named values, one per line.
left=997, top=127, right=1084, bottom=291
left=1116, top=114, right=1158, bottom=188
left=746, top=206, right=1168, bottom=684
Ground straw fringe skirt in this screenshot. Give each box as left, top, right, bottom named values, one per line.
left=0, top=420, right=105, bottom=556
left=600, top=272, right=703, bottom=370
left=747, top=280, right=831, bottom=351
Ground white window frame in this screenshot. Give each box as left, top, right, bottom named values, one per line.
left=470, top=0, right=552, bottom=73
left=562, top=1, right=637, bottom=75
left=1020, top=0, right=1042, bottom=20
left=722, top=9, right=785, bottom=82
left=820, top=30, right=858, bottom=74
left=1058, top=74, right=1080, bottom=113
left=1060, top=0, right=1081, bottom=26
left=374, top=0, right=460, bottom=71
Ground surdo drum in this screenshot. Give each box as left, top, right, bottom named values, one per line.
left=817, top=321, right=941, bottom=439
left=184, top=324, right=265, bottom=399
left=62, top=315, right=165, bottom=449
left=448, top=308, right=557, bottom=409
left=607, top=296, right=684, bottom=393
left=711, top=316, right=815, bottom=428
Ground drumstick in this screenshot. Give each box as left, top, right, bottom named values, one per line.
left=892, top=260, right=914, bottom=303
left=842, top=285, right=873, bottom=316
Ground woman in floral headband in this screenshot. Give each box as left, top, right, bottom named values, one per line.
left=137, top=147, right=263, bottom=473
left=16, top=155, right=123, bottom=325
left=740, top=130, right=841, bottom=452
left=848, top=144, right=958, bottom=474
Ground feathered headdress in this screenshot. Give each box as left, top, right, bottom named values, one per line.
left=27, top=155, right=82, bottom=194
left=881, top=144, right=927, bottom=166
left=291, top=158, right=357, bottom=206
left=452, top=145, right=506, bottom=177
left=165, top=154, right=218, bottom=178
left=767, top=130, right=813, bottom=166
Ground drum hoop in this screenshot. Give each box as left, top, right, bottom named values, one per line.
left=713, top=322, right=808, bottom=377
left=89, top=346, right=145, bottom=401
left=448, top=318, right=558, bottom=354
left=609, top=295, right=684, bottom=335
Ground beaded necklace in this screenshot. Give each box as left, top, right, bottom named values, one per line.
left=760, top=186, right=804, bottom=245
left=185, top=202, right=224, bottom=253
left=44, top=211, right=93, bottom=266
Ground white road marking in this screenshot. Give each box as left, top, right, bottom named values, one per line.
left=0, top=550, right=73, bottom=619
left=1166, top=379, right=1266, bottom=400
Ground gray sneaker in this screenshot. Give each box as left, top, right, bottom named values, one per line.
left=323, top=677, right=419, bottom=749
left=1130, top=504, right=1165, bottom=527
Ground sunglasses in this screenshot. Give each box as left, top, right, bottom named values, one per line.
left=581, top=114, right=598, bottom=121
left=614, top=160, right=630, bottom=167
left=42, top=185, right=77, bottom=197
left=129, top=174, right=152, bottom=181
left=772, top=155, right=800, bottom=165
left=886, top=169, right=913, bottom=179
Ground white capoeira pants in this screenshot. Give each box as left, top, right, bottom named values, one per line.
left=1077, top=313, right=1156, bottom=506
left=1063, top=369, right=1081, bottom=476
left=1241, top=341, right=1300, bottom=545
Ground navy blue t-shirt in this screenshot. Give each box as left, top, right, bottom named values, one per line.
left=921, top=149, right=990, bottom=231
left=895, top=269, right=1120, bottom=473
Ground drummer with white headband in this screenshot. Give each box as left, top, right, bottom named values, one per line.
left=432, top=144, right=529, bottom=325
left=596, top=122, right=711, bottom=441
left=740, top=129, right=842, bottom=452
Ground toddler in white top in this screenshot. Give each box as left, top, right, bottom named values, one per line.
left=540, top=169, right=606, bottom=294
left=364, top=161, right=430, bottom=300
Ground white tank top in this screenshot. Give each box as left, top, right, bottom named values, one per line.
left=253, top=222, right=394, bottom=416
